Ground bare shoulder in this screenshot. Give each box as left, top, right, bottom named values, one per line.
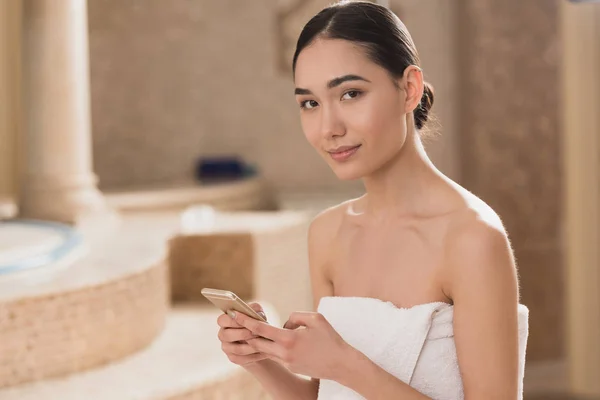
left=444, top=193, right=519, bottom=301
left=448, top=199, right=510, bottom=258
left=307, top=198, right=355, bottom=310
left=307, top=198, right=350, bottom=270
left=308, top=198, right=353, bottom=245
left=442, top=192, right=521, bottom=397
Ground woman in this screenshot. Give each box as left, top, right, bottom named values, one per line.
left=216, top=1, right=529, bottom=399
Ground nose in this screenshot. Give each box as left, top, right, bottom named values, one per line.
left=319, top=105, right=345, bottom=139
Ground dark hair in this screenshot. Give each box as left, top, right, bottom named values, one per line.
left=292, top=1, right=434, bottom=130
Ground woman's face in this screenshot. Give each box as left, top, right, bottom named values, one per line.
left=294, top=38, right=413, bottom=180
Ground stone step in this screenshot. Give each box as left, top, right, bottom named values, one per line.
left=0, top=212, right=179, bottom=388
left=0, top=303, right=280, bottom=400
left=169, top=209, right=313, bottom=322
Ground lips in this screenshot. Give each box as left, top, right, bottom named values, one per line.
left=327, top=145, right=361, bottom=154
left=327, top=144, right=361, bottom=162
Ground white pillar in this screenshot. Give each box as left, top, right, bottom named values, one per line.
left=0, top=0, right=21, bottom=219
left=20, top=0, right=108, bottom=223
left=561, top=0, right=600, bottom=396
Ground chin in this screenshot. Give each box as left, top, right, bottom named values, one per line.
left=330, top=164, right=366, bottom=181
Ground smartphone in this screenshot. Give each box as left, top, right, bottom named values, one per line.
left=201, top=287, right=267, bottom=323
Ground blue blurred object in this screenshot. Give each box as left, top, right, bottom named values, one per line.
left=0, top=220, right=84, bottom=275
left=195, top=156, right=257, bottom=182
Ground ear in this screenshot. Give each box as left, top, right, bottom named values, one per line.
left=401, top=65, right=424, bottom=114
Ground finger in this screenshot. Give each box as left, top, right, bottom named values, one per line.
left=217, top=313, right=242, bottom=328
left=249, top=303, right=268, bottom=322
left=283, top=319, right=302, bottom=330
left=246, top=337, right=285, bottom=360
left=222, top=341, right=260, bottom=356
left=234, top=311, right=287, bottom=342
left=285, top=311, right=323, bottom=329
left=229, top=352, right=271, bottom=366
left=219, top=327, right=259, bottom=343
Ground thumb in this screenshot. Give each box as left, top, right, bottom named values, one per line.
left=283, top=311, right=319, bottom=330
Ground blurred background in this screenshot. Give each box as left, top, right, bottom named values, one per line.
left=0, top=0, right=598, bottom=399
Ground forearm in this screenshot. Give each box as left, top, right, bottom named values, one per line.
left=244, top=359, right=319, bottom=400
left=336, top=349, right=431, bottom=400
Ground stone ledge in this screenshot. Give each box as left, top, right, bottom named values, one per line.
left=168, top=211, right=312, bottom=321
left=0, top=212, right=177, bottom=302
left=0, top=213, right=178, bottom=388
left=104, top=177, right=272, bottom=213
left=0, top=261, right=169, bottom=389
left=0, top=304, right=281, bottom=400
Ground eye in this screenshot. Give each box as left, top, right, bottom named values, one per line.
left=341, top=90, right=362, bottom=101
left=300, top=100, right=319, bottom=110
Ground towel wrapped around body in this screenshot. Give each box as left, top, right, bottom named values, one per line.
left=316, top=296, right=529, bottom=400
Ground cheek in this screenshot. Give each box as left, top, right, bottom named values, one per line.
left=356, top=99, right=408, bottom=164
left=300, top=116, right=321, bottom=149
left=350, top=98, right=398, bottom=142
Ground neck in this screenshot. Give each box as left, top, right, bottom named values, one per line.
left=360, top=132, right=448, bottom=219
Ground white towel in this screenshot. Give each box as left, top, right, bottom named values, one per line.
left=316, top=296, right=529, bottom=400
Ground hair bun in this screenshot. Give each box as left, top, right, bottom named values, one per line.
left=414, top=81, right=434, bottom=130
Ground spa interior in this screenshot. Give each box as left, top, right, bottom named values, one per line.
left=0, top=1, right=599, bottom=399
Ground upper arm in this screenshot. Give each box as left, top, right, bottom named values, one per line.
left=307, top=207, right=339, bottom=391
left=307, top=208, right=337, bottom=312
left=446, top=218, right=520, bottom=400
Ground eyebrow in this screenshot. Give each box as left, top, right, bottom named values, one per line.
left=294, top=74, right=371, bottom=95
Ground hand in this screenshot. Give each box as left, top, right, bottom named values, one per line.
left=233, top=310, right=354, bottom=381
left=216, top=302, right=270, bottom=367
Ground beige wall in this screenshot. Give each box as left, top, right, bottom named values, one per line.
left=0, top=0, right=21, bottom=202
left=458, top=0, right=562, bottom=362
left=561, top=1, right=600, bottom=394
left=89, top=0, right=460, bottom=192
left=394, top=0, right=460, bottom=181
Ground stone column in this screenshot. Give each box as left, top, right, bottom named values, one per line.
left=0, top=0, right=21, bottom=219
left=561, top=0, right=600, bottom=396
left=20, top=0, right=107, bottom=224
